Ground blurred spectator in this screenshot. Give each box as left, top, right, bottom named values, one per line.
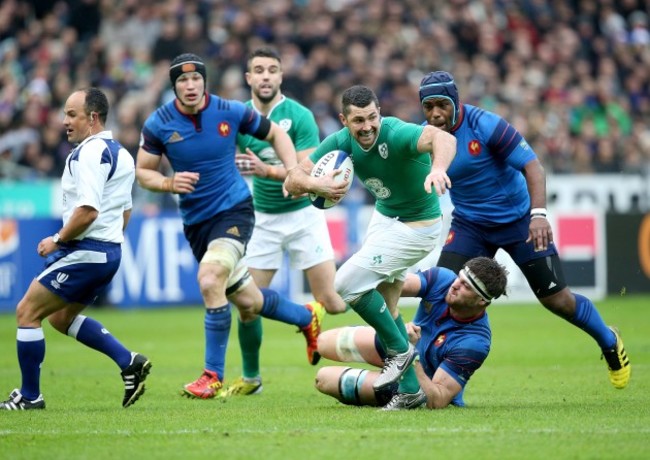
left=0, top=0, right=649, bottom=213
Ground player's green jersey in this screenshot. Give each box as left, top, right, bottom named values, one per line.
left=237, top=96, right=320, bottom=214
left=310, top=117, right=441, bottom=222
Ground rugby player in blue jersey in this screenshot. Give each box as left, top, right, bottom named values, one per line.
left=135, top=54, right=324, bottom=399
left=416, top=71, right=630, bottom=389
left=315, top=257, right=507, bottom=409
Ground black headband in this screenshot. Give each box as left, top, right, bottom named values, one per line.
left=169, top=56, right=206, bottom=87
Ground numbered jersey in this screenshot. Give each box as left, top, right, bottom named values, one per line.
left=238, top=96, right=320, bottom=214
left=311, top=117, right=440, bottom=222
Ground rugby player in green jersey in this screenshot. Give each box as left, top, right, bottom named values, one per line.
left=285, top=85, right=456, bottom=410
left=218, top=48, right=346, bottom=397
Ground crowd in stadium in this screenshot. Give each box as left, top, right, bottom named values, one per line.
left=1, top=0, right=649, bottom=186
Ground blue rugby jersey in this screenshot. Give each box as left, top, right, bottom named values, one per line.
left=412, top=266, right=491, bottom=407
left=446, top=104, right=537, bottom=225
left=141, top=94, right=263, bottom=225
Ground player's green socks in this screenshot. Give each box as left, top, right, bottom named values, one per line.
left=398, top=366, right=421, bottom=394
left=352, top=289, right=408, bottom=353
left=392, top=312, right=420, bottom=393
left=238, top=316, right=262, bottom=379
left=393, top=314, right=409, bottom=342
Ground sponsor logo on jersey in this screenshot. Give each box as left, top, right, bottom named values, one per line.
left=218, top=122, right=231, bottom=137
left=51, top=272, right=69, bottom=290
left=468, top=140, right=481, bottom=156
left=434, top=333, right=446, bottom=347
left=378, top=143, right=388, bottom=159
left=372, top=255, right=383, bottom=265
left=167, top=132, right=184, bottom=143
left=226, top=226, right=240, bottom=237
left=279, top=119, right=292, bottom=131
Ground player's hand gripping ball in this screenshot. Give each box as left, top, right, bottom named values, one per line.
left=309, top=150, right=354, bottom=209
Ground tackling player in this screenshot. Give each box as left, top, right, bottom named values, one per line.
left=315, top=257, right=508, bottom=409
left=418, top=71, right=630, bottom=389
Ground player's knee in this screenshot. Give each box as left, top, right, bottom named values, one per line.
left=48, top=310, right=76, bottom=334
left=334, top=276, right=363, bottom=304
left=201, top=238, right=244, bottom=273
left=538, top=287, right=574, bottom=318
left=317, top=328, right=338, bottom=358
left=231, top=283, right=263, bottom=320
left=317, top=291, right=347, bottom=314
left=314, top=367, right=332, bottom=394
left=197, top=270, right=223, bottom=298
left=16, top=297, right=41, bottom=327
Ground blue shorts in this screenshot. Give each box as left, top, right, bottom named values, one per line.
left=443, top=212, right=557, bottom=265
left=183, top=197, right=255, bottom=262
left=37, top=239, right=122, bottom=305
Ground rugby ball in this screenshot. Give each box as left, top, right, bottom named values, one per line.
left=309, top=150, right=354, bottom=209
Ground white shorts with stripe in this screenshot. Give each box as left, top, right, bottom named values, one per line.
left=245, top=206, right=334, bottom=271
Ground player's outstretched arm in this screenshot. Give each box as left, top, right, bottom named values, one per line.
left=419, top=125, right=456, bottom=195
left=266, top=121, right=298, bottom=172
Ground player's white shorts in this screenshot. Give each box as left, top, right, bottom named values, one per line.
left=245, top=206, right=334, bottom=271
left=335, top=210, right=441, bottom=299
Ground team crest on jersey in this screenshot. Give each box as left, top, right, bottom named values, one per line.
left=378, top=143, right=388, bottom=159
left=468, top=140, right=481, bottom=156
left=434, top=333, right=446, bottom=347
left=445, top=230, right=455, bottom=245
left=218, top=122, right=231, bottom=137
left=279, top=119, right=292, bottom=131
left=422, top=300, right=433, bottom=313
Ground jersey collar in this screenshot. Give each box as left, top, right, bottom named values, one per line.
left=450, top=103, right=465, bottom=133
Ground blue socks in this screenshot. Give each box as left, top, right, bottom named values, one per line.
left=259, top=288, right=311, bottom=328
left=16, top=327, right=45, bottom=401
left=67, top=315, right=132, bottom=369
left=570, top=293, right=616, bottom=349
left=204, top=304, right=232, bottom=378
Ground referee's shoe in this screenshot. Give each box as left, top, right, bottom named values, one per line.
left=121, top=352, right=152, bottom=407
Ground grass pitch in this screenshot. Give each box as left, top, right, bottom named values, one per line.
left=0, top=295, right=648, bottom=460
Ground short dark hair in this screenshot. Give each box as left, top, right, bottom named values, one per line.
left=341, top=85, right=379, bottom=116
left=464, top=257, right=508, bottom=301
left=247, top=47, right=281, bottom=69
left=83, top=87, right=109, bottom=124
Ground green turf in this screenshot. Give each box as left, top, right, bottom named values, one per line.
left=0, top=296, right=648, bottom=460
